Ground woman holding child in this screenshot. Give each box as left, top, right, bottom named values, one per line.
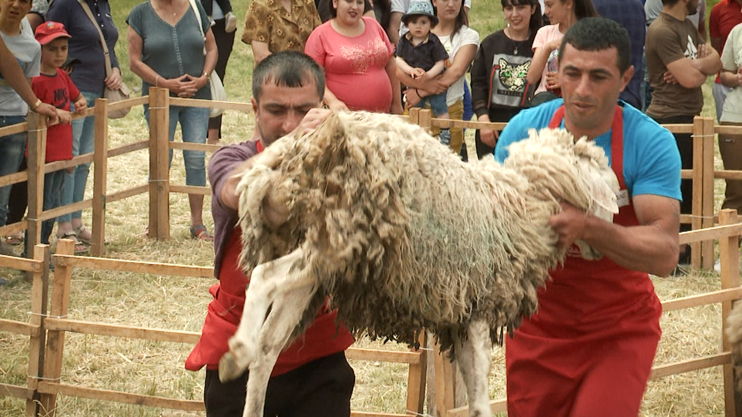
left=399, top=0, right=479, bottom=155
left=127, top=0, right=217, bottom=240
left=470, top=0, right=541, bottom=158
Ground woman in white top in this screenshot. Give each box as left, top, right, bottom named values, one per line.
left=399, top=0, right=479, bottom=155
left=526, top=0, right=597, bottom=103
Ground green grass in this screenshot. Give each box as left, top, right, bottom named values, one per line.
left=0, top=1, right=737, bottom=417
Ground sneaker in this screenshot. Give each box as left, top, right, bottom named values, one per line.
left=225, top=12, right=237, bottom=33
left=439, top=129, right=451, bottom=146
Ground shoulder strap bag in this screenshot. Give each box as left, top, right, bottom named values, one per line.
left=78, top=0, right=131, bottom=119
left=188, top=0, right=226, bottom=118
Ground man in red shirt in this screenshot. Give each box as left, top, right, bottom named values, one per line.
left=186, top=51, right=355, bottom=417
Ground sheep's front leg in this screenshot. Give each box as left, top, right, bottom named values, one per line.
left=453, top=319, right=493, bottom=417
left=241, top=265, right=319, bottom=417
left=219, top=247, right=312, bottom=381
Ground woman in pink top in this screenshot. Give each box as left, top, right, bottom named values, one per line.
left=305, top=0, right=403, bottom=114
left=526, top=0, right=597, bottom=102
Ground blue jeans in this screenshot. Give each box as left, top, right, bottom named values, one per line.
left=0, top=115, right=29, bottom=226
left=59, top=90, right=101, bottom=223
left=415, top=92, right=449, bottom=116
left=144, top=104, right=208, bottom=186
left=23, top=170, right=65, bottom=255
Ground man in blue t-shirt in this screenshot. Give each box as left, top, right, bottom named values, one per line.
left=496, top=18, right=681, bottom=417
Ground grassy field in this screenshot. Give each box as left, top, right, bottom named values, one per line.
left=0, top=0, right=739, bottom=416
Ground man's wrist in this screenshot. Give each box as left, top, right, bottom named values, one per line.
left=31, top=98, right=42, bottom=111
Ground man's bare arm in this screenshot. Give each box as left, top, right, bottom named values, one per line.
left=550, top=194, right=680, bottom=277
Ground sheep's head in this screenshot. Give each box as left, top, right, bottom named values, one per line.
left=504, top=128, right=620, bottom=260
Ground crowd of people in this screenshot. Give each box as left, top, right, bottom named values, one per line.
left=0, top=0, right=734, bottom=414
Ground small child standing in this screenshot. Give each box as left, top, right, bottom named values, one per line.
left=395, top=0, right=451, bottom=146
left=24, top=21, right=87, bottom=254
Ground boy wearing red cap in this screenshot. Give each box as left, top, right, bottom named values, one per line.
left=23, top=21, right=87, bottom=254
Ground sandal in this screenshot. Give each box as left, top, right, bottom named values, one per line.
left=74, top=225, right=109, bottom=245
left=190, top=224, right=213, bottom=241
left=57, top=231, right=88, bottom=254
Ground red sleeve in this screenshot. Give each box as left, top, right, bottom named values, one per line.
left=304, top=23, right=327, bottom=67
left=709, top=3, right=721, bottom=38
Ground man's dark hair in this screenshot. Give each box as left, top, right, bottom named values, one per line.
left=558, top=17, right=631, bottom=74
left=252, top=51, right=326, bottom=102
left=662, top=0, right=681, bottom=6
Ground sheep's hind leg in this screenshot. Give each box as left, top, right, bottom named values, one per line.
left=219, top=247, right=307, bottom=381
left=453, top=319, right=493, bottom=417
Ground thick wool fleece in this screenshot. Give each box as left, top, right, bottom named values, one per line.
left=236, top=111, right=617, bottom=355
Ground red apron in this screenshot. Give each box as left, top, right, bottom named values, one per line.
left=505, top=105, right=663, bottom=417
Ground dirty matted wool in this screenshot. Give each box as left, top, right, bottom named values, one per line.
left=236, top=111, right=617, bottom=354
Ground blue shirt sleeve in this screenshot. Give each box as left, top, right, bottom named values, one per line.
left=623, top=110, right=682, bottom=201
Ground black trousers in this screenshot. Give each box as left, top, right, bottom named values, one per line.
left=208, top=17, right=235, bottom=137
left=650, top=114, right=694, bottom=232
left=204, top=352, right=355, bottom=417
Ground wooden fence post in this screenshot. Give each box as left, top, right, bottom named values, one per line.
left=40, top=239, right=74, bottom=416
left=25, top=112, right=47, bottom=266
left=433, top=342, right=455, bottom=417
left=148, top=87, right=170, bottom=240
left=408, top=107, right=420, bottom=126
left=702, top=117, right=716, bottom=269
left=691, top=116, right=704, bottom=268
left=405, top=331, right=427, bottom=415
left=419, top=109, right=433, bottom=132
left=720, top=209, right=741, bottom=417
left=25, top=244, right=50, bottom=417
left=91, top=99, right=109, bottom=257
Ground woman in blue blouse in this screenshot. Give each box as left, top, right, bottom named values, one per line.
left=46, top=0, right=123, bottom=249
left=127, top=0, right=217, bottom=240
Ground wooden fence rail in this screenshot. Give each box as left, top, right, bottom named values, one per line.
left=27, top=239, right=428, bottom=417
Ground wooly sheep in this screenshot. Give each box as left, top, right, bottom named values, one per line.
left=218, top=111, right=619, bottom=417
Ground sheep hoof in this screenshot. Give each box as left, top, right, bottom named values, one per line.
left=218, top=352, right=244, bottom=383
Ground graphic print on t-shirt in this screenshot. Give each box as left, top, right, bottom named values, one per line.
left=340, top=38, right=390, bottom=74
left=685, top=34, right=698, bottom=59
left=498, top=58, right=531, bottom=93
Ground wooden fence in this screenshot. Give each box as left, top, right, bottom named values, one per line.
left=0, top=90, right=741, bottom=416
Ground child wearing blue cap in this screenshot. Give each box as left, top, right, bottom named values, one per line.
left=394, top=0, right=451, bottom=146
